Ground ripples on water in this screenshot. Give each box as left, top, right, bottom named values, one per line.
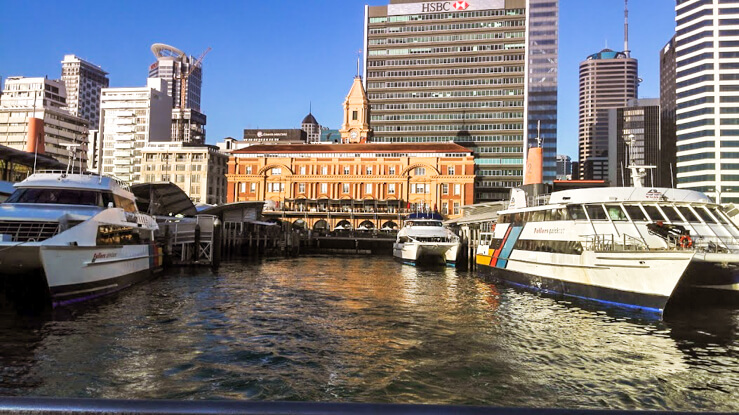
left=0, top=256, right=737, bottom=411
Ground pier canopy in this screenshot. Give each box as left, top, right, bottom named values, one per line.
left=199, top=201, right=266, bottom=224
left=131, top=182, right=197, bottom=217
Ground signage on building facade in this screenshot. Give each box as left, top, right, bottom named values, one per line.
left=243, top=129, right=305, bottom=143
left=387, top=0, right=503, bottom=15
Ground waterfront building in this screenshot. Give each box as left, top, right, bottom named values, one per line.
left=364, top=0, right=557, bottom=201
left=97, top=78, right=172, bottom=185
left=225, top=142, right=475, bottom=229
left=0, top=77, right=89, bottom=168
left=60, top=55, right=109, bottom=130
left=555, top=154, right=571, bottom=180
left=674, top=1, right=739, bottom=203
left=607, top=98, right=662, bottom=187
left=660, top=35, right=678, bottom=188
left=578, top=48, right=639, bottom=180
left=149, top=43, right=206, bottom=144
left=140, top=142, right=228, bottom=205
left=340, top=75, right=371, bottom=144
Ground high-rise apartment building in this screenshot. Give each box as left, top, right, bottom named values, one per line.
left=660, top=35, right=677, bottom=188
left=149, top=43, right=206, bottom=144
left=674, top=0, right=739, bottom=203
left=365, top=0, right=551, bottom=202
left=0, top=77, right=89, bottom=168
left=607, top=98, right=661, bottom=187
left=60, top=55, right=109, bottom=130
left=578, top=49, right=638, bottom=181
left=97, top=78, right=172, bottom=184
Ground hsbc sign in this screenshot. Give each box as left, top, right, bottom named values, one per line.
left=388, top=0, right=504, bottom=15
left=421, top=1, right=468, bottom=12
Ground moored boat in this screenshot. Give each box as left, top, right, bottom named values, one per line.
left=393, top=213, right=460, bottom=266
left=475, top=147, right=739, bottom=316
left=0, top=170, right=163, bottom=307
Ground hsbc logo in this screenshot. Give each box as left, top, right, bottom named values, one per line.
left=422, top=1, right=470, bottom=12
left=453, top=1, right=469, bottom=10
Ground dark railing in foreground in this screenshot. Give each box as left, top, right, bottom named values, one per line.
left=0, top=397, right=729, bottom=415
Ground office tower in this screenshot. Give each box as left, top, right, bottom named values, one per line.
left=660, top=36, right=677, bottom=188
left=578, top=48, right=638, bottom=181
left=555, top=154, right=571, bottom=180
left=98, top=78, right=172, bottom=184
left=61, top=55, right=109, bottom=130
left=0, top=76, right=89, bottom=168
left=607, top=98, right=661, bottom=187
left=149, top=43, right=206, bottom=144
left=674, top=1, right=739, bottom=203
left=365, top=0, right=548, bottom=202
left=527, top=0, right=558, bottom=184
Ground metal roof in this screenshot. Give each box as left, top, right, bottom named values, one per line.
left=0, top=145, right=67, bottom=171
left=130, top=182, right=197, bottom=217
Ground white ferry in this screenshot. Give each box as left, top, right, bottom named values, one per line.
left=0, top=171, right=163, bottom=307
left=476, top=182, right=739, bottom=315
left=393, top=213, right=460, bottom=266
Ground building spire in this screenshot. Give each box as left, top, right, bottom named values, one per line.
left=624, top=0, right=630, bottom=57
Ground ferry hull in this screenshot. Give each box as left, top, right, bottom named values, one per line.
left=671, top=254, right=739, bottom=305
left=40, top=244, right=164, bottom=306
left=0, top=244, right=163, bottom=307
left=478, top=264, right=672, bottom=312
left=476, top=250, right=694, bottom=313
left=393, top=242, right=459, bottom=266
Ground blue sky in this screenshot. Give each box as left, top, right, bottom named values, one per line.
left=0, top=0, right=675, bottom=159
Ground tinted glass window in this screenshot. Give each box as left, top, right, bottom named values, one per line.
left=695, top=206, right=718, bottom=224
left=585, top=204, right=607, bottom=220
left=643, top=205, right=665, bottom=222
left=567, top=205, right=587, bottom=220
left=605, top=205, right=628, bottom=221
left=662, top=206, right=683, bottom=222
left=677, top=206, right=699, bottom=222
left=624, top=205, right=647, bottom=221
left=531, top=210, right=545, bottom=222
left=711, top=207, right=731, bottom=225
left=6, top=188, right=102, bottom=206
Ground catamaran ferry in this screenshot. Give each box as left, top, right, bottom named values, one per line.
left=475, top=145, right=739, bottom=315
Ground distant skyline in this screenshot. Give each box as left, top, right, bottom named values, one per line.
left=0, top=0, right=676, bottom=159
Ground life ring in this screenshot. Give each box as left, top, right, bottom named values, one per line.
left=679, top=235, right=693, bottom=249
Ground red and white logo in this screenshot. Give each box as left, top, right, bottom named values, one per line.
left=452, top=1, right=469, bottom=10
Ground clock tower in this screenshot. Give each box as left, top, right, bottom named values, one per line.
left=340, top=75, right=371, bottom=144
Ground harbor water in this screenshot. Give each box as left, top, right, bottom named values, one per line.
left=0, top=256, right=737, bottom=411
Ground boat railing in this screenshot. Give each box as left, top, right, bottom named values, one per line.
left=665, top=234, right=739, bottom=253
left=526, top=194, right=551, bottom=207
left=582, top=234, right=649, bottom=252
left=33, top=170, right=132, bottom=191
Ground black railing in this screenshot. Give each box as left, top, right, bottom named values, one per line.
left=0, top=397, right=721, bottom=415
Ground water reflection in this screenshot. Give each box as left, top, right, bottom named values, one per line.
left=0, top=257, right=735, bottom=411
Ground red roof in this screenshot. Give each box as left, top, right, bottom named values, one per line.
left=230, top=142, right=472, bottom=154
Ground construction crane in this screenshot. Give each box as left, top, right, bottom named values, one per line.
left=177, top=47, right=211, bottom=142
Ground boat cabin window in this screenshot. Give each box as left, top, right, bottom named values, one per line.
left=662, top=206, right=683, bottom=223
left=497, top=214, right=511, bottom=224
left=546, top=208, right=565, bottom=221
left=530, top=210, right=545, bottom=222
left=567, top=205, right=587, bottom=221
left=605, top=205, right=628, bottom=221
left=642, top=205, right=665, bottom=222
left=585, top=204, right=607, bottom=221
left=711, top=207, right=731, bottom=225
left=694, top=206, right=718, bottom=224
left=113, top=194, right=137, bottom=213
left=677, top=206, right=699, bottom=222
left=624, top=205, right=647, bottom=221
left=5, top=188, right=108, bottom=207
